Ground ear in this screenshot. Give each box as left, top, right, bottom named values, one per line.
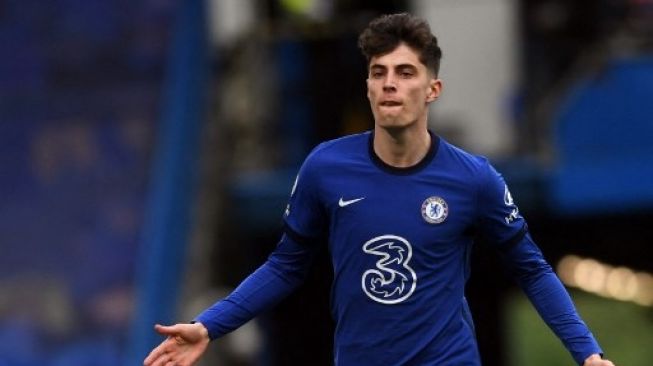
left=366, top=78, right=372, bottom=100
left=426, top=78, right=442, bottom=103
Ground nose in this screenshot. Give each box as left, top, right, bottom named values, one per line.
left=383, top=74, right=397, bottom=92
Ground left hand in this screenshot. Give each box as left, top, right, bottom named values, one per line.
left=583, top=354, right=615, bottom=366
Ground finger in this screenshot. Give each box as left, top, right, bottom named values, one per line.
left=155, top=323, right=183, bottom=336
left=151, top=353, right=173, bottom=366
left=144, top=344, right=167, bottom=365
left=154, top=324, right=181, bottom=336
left=145, top=339, right=179, bottom=366
left=163, top=355, right=177, bottom=366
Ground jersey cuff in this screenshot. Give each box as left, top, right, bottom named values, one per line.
left=497, top=223, right=528, bottom=252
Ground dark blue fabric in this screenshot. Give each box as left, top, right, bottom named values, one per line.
left=195, top=234, right=316, bottom=338
left=499, top=233, right=602, bottom=365
left=197, top=131, right=602, bottom=365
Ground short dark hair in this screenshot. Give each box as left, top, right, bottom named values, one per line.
left=358, top=13, right=442, bottom=76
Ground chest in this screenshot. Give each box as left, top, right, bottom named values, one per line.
left=320, top=169, right=478, bottom=251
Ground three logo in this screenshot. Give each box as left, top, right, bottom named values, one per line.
left=361, top=235, right=417, bottom=304
left=360, top=197, right=447, bottom=305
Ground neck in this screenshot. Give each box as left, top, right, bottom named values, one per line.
left=373, top=125, right=431, bottom=168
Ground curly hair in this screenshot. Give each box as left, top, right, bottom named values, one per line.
left=358, top=13, right=442, bottom=76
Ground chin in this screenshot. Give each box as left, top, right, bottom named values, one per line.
left=377, top=116, right=411, bottom=129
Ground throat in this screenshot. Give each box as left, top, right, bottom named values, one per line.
left=373, top=128, right=431, bottom=168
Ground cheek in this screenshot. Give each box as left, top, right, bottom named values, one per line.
left=367, top=88, right=379, bottom=103
left=407, top=88, right=425, bottom=105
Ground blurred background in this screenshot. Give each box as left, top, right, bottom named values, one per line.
left=0, top=0, right=652, bottom=365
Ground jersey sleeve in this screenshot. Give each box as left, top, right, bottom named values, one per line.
left=500, top=233, right=603, bottom=364
left=194, top=233, right=318, bottom=339
left=476, top=160, right=527, bottom=248
left=477, top=160, right=603, bottom=364
left=283, top=147, right=328, bottom=244
left=195, top=148, right=329, bottom=339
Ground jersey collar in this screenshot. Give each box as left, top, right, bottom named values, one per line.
left=368, top=129, right=440, bottom=175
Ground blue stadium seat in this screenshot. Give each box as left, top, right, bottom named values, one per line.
left=550, top=55, right=653, bottom=214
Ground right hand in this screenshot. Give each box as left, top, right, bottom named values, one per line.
left=143, top=322, right=210, bottom=366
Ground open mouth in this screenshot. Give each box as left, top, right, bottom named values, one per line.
left=380, top=101, right=402, bottom=107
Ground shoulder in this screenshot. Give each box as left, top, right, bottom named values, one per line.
left=294, top=131, right=370, bottom=189
left=437, top=137, right=492, bottom=178
left=303, top=131, right=371, bottom=167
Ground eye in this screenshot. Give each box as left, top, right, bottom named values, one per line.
left=370, top=71, right=384, bottom=79
left=397, top=66, right=416, bottom=78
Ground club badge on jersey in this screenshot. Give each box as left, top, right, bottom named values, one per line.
left=421, top=196, right=448, bottom=224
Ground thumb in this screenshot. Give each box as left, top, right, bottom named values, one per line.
left=153, top=323, right=182, bottom=336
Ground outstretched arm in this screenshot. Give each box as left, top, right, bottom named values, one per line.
left=475, top=161, right=615, bottom=365
left=194, top=233, right=318, bottom=339
left=143, top=233, right=318, bottom=365
left=499, top=233, right=615, bottom=365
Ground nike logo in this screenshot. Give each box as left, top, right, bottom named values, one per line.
left=338, top=197, right=365, bottom=207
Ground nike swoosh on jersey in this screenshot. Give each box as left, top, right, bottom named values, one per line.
left=338, top=197, right=365, bottom=207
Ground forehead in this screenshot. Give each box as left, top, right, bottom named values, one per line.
left=369, top=43, right=424, bottom=68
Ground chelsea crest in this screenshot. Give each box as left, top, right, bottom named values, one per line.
left=421, top=196, right=448, bottom=224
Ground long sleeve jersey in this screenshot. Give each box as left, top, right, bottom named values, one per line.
left=196, top=131, right=602, bottom=365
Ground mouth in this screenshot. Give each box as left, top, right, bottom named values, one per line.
left=379, top=101, right=402, bottom=107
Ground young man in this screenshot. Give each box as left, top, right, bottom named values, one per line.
left=144, top=13, right=614, bottom=366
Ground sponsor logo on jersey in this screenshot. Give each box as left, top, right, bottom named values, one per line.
left=504, top=185, right=514, bottom=206
left=284, top=175, right=300, bottom=217
left=503, top=184, right=519, bottom=224
left=338, top=197, right=365, bottom=207
left=361, top=235, right=417, bottom=304
left=421, top=196, right=448, bottom=224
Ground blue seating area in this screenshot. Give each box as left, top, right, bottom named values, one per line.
left=550, top=55, right=653, bottom=214
left=0, top=1, right=175, bottom=364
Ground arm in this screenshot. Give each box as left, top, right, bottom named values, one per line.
left=475, top=160, right=613, bottom=365
left=144, top=147, right=328, bottom=365
left=498, top=233, right=613, bottom=365
left=195, top=233, right=317, bottom=339
left=144, top=233, right=318, bottom=365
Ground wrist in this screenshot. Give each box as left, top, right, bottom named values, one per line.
left=193, top=322, right=209, bottom=339
left=583, top=353, right=602, bottom=364
left=189, top=320, right=210, bottom=342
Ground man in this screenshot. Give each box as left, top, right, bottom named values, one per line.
left=144, top=13, right=614, bottom=366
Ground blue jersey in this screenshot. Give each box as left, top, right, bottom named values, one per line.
left=196, top=131, right=602, bottom=365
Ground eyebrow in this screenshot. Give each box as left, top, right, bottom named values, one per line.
left=369, top=63, right=418, bottom=71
